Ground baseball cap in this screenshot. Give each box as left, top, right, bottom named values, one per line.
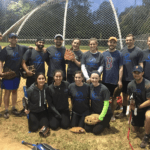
left=132, top=65, right=143, bottom=72
left=36, top=37, right=45, bottom=43
left=54, top=34, right=63, bottom=40
left=108, top=37, right=117, bottom=42
left=9, top=33, right=18, bottom=38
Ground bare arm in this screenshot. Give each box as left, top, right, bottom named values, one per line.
left=139, top=99, right=150, bottom=109
left=22, top=60, right=34, bottom=76
left=72, top=58, right=81, bottom=67
left=0, top=61, right=3, bottom=74
left=139, top=62, right=143, bottom=68
left=118, top=65, right=123, bottom=89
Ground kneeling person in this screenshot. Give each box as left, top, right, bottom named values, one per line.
left=127, top=65, right=150, bottom=148
left=85, top=71, right=113, bottom=135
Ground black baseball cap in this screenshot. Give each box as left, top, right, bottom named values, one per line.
left=9, top=33, right=18, bottom=38
left=132, top=65, right=143, bottom=73
left=54, top=34, right=63, bottom=40
left=36, top=37, right=45, bottom=43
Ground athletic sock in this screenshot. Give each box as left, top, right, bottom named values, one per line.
left=123, top=106, right=127, bottom=114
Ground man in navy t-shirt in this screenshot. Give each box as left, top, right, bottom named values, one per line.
left=22, top=37, right=48, bottom=88
left=116, top=34, right=144, bottom=118
left=46, top=34, right=66, bottom=85
left=102, top=37, right=123, bottom=121
left=143, top=36, right=150, bottom=81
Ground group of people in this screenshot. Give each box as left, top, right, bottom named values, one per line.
left=0, top=32, right=150, bottom=148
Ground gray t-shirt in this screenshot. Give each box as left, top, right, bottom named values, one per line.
left=68, top=83, right=90, bottom=114
left=81, top=51, right=104, bottom=77
left=121, top=46, right=143, bottom=81
left=0, top=44, right=28, bottom=75
left=67, top=50, right=83, bottom=75
left=143, top=49, right=150, bottom=80
left=23, top=48, right=48, bottom=74
left=127, top=78, right=150, bottom=111
left=90, top=83, right=111, bottom=114
left=47, top=45, right=66, bottom=77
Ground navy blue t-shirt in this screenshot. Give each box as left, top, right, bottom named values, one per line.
left=67, top=50, right=83, bottom=75
left=23, top=48, right=48, bottom=74
left=143, top=49, right=150, bottom=80
left=81, top=51, right=104, bottom=77
left=0, top=45, right=28, bottom=75
left=68, top=83, right=90, bottom=114
left=47, top=46, right=66, bottom=77
left=102, top=50, right=123, bottom=85
left=90, top=83, right=111, bottom=114
left=121, top=46, right=143, bottom=81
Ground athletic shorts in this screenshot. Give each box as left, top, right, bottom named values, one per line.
left=102, top=83, right=118, bottom=97
left=131, top=107, right=150, bottom=127
left=1, top=77, right=20, bottom=90
left=122, top=80, right=130, bottom=94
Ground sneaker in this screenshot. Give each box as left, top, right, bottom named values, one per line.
left=11, top=108, right=20, bottom=115
left=111, top=116, right=116, bottom=122
left=115, top=112, right=126, bottom=119
left=18, top=108, right=26, bottom=117
left=4, top=111, right=9, bottom=119
left=140, top=135, right=149, bottom=148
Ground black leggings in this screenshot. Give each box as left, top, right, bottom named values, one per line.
left=70, top=111, right=90, bottom=128
left=49, top=110, right=70, bottom=130
left=28, top=110, right=49, bottom=132
left=85, top=113, right=112, bottom=135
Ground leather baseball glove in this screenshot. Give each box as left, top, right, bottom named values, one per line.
left=2, top=67, right=17, bottom=79
left=39, top=126, right=50, bottom=138
left=64, top=49, right=75, bottom=61
left=22, top=65, right=36, bottom=78
left=69, top=127, right=85, bottom=133
left=84, top=114, right=99, bottom=125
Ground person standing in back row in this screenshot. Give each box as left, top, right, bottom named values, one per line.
left=116, top=34, right=144, bottom=118
left=102, top=37, right=123, bottom=121
left=81, top=38, right=104, bottom=84
left=143, top=36, right=150, bottom=81
left=46, top=34, right=66, bottom=85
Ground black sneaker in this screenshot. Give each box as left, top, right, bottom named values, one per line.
left=11, top=108, right=20, bottom=115
left=140, top=134, right=149, bottom=148
left=4, top=111, right=9, bottom=119
left=18, top=108, right=26, bottom=117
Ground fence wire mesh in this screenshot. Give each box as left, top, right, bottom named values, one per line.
left=0, top=0, right=150, bottom=101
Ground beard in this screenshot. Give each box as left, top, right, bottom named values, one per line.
left=37, top=45, right=44, bottom=50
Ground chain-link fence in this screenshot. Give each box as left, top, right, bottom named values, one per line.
left=0, top=0, right=150, bottom=102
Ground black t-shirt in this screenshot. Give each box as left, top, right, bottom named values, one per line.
left=68, top=83, right=90, bottom=114
left=81, top=51, right=104, bottom=77
left=23, top=48, right=48, bottom=74
left=90, top=83, right=111, bottom=114
left=143, top=49, right=150, bottom=80
left=67, top=50, right=83, bottom=75
left=46, top=46, right=66, bottom=77
left=121, top=46, right=143, bottom=81
left=127, top=78, right=150, bottom=111
left=0, top=45, right=28, bottom=75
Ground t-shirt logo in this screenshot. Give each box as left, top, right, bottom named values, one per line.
left=12, top=52, right=20, bottom=60
left=87, top=57, right=97, bottom=67
left=33, top=55, right=43, bottom=64
left=91, top=91, right=100, bottom=101
left=75, top=91, right=84, bottom=102
left=124, top=53, right=131, bottom=63
left=135, top=89, right=141, bottom=93
left=106, top=56, right=113, bottom=70
left=145, top=54, right=150, bottom=63
left=52, top=52, right=62, bottom=61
